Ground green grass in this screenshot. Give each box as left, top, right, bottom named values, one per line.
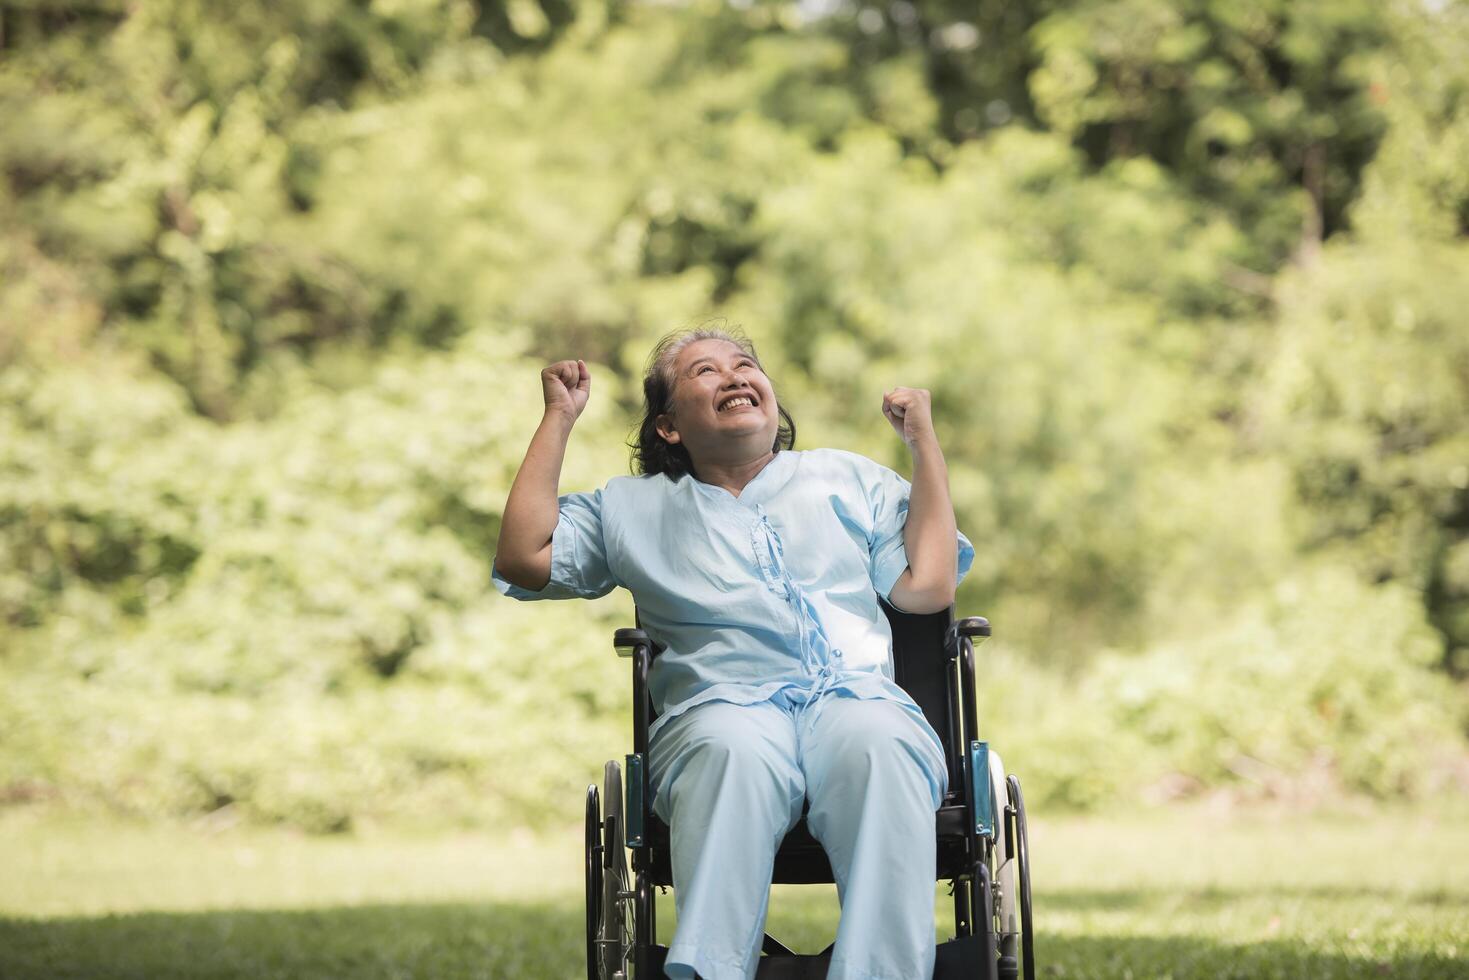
left=2, top=803, right=1466, bottom=978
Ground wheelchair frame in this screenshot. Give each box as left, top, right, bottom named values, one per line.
left=585, top=604, right=1034, bottom=980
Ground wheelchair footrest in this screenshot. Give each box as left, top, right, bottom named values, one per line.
left=656, top=934, right=987, bottom=979
left=934, top=934, right=990, bottom=979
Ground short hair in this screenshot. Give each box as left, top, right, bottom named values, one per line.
left=631, top=322, right=796, bottom=480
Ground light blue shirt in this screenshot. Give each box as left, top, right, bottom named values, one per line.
left=492, top=448, right=975, bottom=739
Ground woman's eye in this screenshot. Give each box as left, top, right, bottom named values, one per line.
left=697, top=365, right=714, bottom=375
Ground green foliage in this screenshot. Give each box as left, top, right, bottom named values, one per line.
left=0, top=331, right=634, bottom=829
left=1255, top=240, right=1469, bottom=668
left=1102, top=570, right=1462, bottom=799
left=1246, top=7, right=1469, bottom=675
left=0, top=356, right=202, bottom=630
left=978, top=570, right=1465, bottom=810
left=1, top=0, right=1466, bottom=829
left=1027, top=0, right=1392, bottom=264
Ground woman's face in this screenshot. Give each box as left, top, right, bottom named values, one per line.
left=655, top=338, right=780, bottom=462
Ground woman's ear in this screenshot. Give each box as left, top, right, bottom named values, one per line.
left=654, top=414, right=681, bottom=446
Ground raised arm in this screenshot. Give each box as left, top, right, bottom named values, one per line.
left=881, top=386, right=958, bottom=614
left=493, top=359, right=591, bottom=591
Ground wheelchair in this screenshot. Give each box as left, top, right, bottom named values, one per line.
left=584, top=604, right=1034, bottom=980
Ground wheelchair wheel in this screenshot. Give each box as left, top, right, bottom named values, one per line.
left=585, top=782, right=603, bottom=980
left=1006, top=774, right=1035, bottom=980
left=598, top=760, right=634, bottom=980
left=988, top=763, right=1019, bottom=980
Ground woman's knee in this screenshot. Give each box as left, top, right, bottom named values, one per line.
left=805, top=700, right=946, bottom=805
left=652, top=701, right=803, bottom=819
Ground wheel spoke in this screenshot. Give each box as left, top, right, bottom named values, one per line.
left=1007, top=775, right=1034, bottom=980
left=599, top=760, right=631, bottom=980
left=585, top=784, right=602, bottom=980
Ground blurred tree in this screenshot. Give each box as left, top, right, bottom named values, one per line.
left=0, top=0, right=591, bottom=417
left=1248, top=2, right=1469, bottom=675
left=818, top=0, right=1394, bottom=272
left=1026, top=0, right=1392, bottom=269
left=1, top=0, right=1465, bottom=828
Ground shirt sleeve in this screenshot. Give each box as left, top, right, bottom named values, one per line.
left=863, top=457, right=975, bottom=603
left=491, top=489, right=617, bottom=601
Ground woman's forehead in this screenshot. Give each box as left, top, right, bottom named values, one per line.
left=674, top=338, right=753, bottom=370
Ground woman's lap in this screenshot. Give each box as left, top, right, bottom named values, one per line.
left=646, top=692, right=946, bottom=980
left=648, top=691, right=946, bottom=826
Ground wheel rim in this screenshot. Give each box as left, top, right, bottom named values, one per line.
left=600, top=760, right=632, bottom=980
left=585, top=784, right=602, bottom=980
left=989, top=761, right=1020, bottom=977
left=1007, top=774, right=1034, bottom=980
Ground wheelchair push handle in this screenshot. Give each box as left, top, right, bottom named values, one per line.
left=945, top=616, right=991, bottom=646
left=614, top=628, right=651, bottom=658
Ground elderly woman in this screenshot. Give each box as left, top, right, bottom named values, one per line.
left=493, top=327, right=973, bottom=980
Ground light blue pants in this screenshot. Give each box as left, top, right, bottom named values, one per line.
left=648, top=690, right=948, bottom=980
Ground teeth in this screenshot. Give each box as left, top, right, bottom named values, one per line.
left=719, top=396, right=754, bottom=411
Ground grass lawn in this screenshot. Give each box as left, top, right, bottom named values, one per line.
left=1, top=802, right=1466, bottom=979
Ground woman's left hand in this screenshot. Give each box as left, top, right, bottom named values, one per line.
left=882, top=387, right=937, bottom=449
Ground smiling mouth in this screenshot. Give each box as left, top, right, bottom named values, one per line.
left=717, top=395, right=757, bottom=413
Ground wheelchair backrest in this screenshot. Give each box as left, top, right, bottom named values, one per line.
left=881, top=600, right=957, bottom=758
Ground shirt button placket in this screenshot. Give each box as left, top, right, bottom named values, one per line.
left=759, top=507, right=811, bottom=671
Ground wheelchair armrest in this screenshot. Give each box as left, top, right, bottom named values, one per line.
left=614, top=627, right=651, bottom=658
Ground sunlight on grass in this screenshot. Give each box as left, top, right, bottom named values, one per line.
left=3, top=803, right=1467, bottom=978
left=0, top=807, right=580, bottom=918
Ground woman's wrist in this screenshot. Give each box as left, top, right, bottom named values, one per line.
left=539, top=409, right=578, bottom=439
left=907, top=432, right=946, bottom=466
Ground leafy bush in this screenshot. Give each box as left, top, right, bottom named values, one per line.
left=1, top=0, right=1466, bottom=830
left=979, top=569, right=1466, bottom=809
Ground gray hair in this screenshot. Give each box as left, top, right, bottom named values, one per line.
left=630, top=321, right=797, bottom=479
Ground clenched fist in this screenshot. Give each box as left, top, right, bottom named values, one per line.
left=882, top=387, right=936, bottom=449
left=542, top=359, right=591, bottom=424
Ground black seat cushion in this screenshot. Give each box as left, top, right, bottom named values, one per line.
left=648, top=805, right=975, bottom=887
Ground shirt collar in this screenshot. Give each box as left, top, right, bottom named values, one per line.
left=688, top=449, right=797, bottom=505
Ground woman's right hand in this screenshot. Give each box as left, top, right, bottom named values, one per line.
left=541, top=359, right=591, bottom=424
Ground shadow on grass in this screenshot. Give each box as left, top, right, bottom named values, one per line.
left=3, top=898, right=1464, bottom=980
left=1041, top=885, right=1467, bottom=914
left=0, top=901, right=584, bottom=980
left=1035, top=933, right=1465, bottom=980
